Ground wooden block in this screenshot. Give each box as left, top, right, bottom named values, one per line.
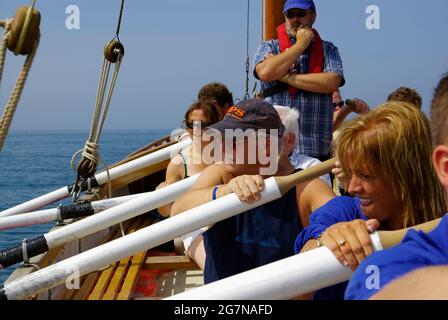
left=143, top=255, right=200, bottom=270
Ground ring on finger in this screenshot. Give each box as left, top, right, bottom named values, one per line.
left=338, top=239, right=346, bottom=247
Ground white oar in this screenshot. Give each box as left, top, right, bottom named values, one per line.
left=0, top=173, right=199, bottom=270
left=0, top=159, right=335, bottom=300
left=166, top=218, right=441, bottom=300
left=0, top=139, right=191, bottom=218
left=0, top=191, right=160, bottom=231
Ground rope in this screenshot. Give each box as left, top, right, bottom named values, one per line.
left=260, top=0, right=264, bottom=44
left=71, top=51, right=123, bottom=202
left=70, top=1, right=125, bottom=201
left=0, top=25, right=39, bottom=153
left=244, top=0, right=251, bottom=100
left=115, top=0, right=125, bottom=41
left=0, top=19, right=12, bottom=86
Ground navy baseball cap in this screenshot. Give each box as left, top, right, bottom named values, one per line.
left=207, top=99, right=284, bottom=137
left=283, top=0, right=316, bottom=13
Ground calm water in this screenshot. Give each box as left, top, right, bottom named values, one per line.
left=0, top=129, right=170, bottom=284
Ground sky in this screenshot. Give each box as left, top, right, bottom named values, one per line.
left=1, top=0, right=447, bottom=130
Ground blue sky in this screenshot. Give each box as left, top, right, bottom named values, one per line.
left=1, top=0, right=447, bottom=130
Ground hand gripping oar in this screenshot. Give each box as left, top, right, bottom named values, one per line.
left=0, top=158, right=335, bottom=300
left=0, top=173, right=200, bottom=270
left=0, top=190, right=164, bottom=231
left=0, top=138, right=191, bottom=218
left=166, top=218, right=442, bottom=300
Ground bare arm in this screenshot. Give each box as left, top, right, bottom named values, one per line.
left=332, top=106, right=352, bottom=132
left=255, top=44, right=307, bottom=82
left=333, top=99, right=370, bottom=132
left=255, top=27, right=314, bottom=82
left=170, top=164, right=228, bottom=216
left=283, top=72, right=342, bottom=94
left=296, top=178, right=335, bottom=228
left=157, top=156, right=185, bottom=217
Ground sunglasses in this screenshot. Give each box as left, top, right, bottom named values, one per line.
left=333, top=101, right=345, bottom=108
left=285, top=10, right=308, bottom=19
left=185, top=121, right=213, bottom=130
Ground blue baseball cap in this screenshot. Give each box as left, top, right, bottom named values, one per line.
left=283, top=0, right=316, bottom=14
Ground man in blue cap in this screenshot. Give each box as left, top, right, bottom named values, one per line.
left=254, top=0, right=345, bottom=163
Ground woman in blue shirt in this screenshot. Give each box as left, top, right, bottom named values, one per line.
left=294, top=101, right=447, bottom=300
left=345, top=74, right=448, bottom=300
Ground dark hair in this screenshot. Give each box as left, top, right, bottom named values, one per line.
left=183, top=100, right=220, bottom=127
left=387, top=87, right=423, bottom=110
left=197, top=82, right=234, bottom=110
left=430, top=74, right=448, bottom=146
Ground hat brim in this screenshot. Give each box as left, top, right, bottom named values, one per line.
left=283, top=4, right=314, bottom=14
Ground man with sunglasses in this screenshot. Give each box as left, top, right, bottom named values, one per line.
left=254, top=0, right=345, bottom=164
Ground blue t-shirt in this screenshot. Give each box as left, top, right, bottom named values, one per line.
left=203, top=187, right=301, bottom=283
left=345, top=214, right=448, bottom=300
left=294, top=196, right=366, bottom=300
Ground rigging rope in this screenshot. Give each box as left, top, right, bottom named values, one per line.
left=0, top=3, right=40, bottom=153
left=244, top=0, right=251, bottom=100
left=70, top=0, right=125, bottom=202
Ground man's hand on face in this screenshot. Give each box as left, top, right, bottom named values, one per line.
left=295, top=26, right=314, bottom=51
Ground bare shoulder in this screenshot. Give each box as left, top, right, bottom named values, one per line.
left=166, top=154, right=185, bottom=183
left=192, top=164, right=232, bottom=189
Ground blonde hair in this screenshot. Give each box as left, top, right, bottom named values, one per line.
left=335, top=101, right=446, bottom=227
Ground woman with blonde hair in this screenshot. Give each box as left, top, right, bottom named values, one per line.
left=294, top=101, right=446, bottom=300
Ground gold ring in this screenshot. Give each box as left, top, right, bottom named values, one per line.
left=338, top=240, right=346, bottom=247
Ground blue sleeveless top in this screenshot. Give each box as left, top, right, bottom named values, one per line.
left=203, top=186, right=302, bottom=283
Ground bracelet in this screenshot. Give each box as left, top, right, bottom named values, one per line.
left=316, top=232, right=324, bottom=247
left=212, top=185, right=220, bottom=200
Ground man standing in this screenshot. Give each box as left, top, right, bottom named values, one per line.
left=254, top=0, right=344, bottom=161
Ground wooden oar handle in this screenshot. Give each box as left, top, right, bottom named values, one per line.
left=378, top=217, right=443, bottom=249
left=275, top=158, right=336, bottom=195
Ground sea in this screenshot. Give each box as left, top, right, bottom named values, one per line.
left=0, top=129, right=170, bottom=284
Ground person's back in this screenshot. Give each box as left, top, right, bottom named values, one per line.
left=345, top=215, right=448, bottom=300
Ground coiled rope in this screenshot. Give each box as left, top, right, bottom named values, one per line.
left=0, top=3, right=40, bottom=153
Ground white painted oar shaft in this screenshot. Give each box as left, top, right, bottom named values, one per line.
left=0, top=139, right=191, bottom=217
left=0, top=187, right=69, bottom=218
left=44, top=174, right=199, bottom=248
left=0, top=209, right=57, bottom=231
left=167, top=233, right=383, bottom=300
left=0, top=191, right=156, bottom=231
left=94, top=139, right=191, bottom=186
left=1, top=178, right=281, bottom=300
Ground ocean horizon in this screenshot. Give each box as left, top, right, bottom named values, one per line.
left=0, top=129, right=171, bottom=283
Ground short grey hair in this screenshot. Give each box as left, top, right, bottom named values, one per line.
left=274, top=105, right=299, bottom=141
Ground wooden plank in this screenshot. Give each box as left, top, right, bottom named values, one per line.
left=88, top=218, right=144, bottom=300
left=108, top=160, right=169, bottom=192
left=102, top=217, right=151, bottom=300
left=72, top=273, right=100, bottom=300
left=116, top=251, right=146, bottom=300
left=143, top=256, right=200, bottom=270
left=116, top=219, right=157, bottom=300
left=66, top=221, right=133, bottom=300
left=110, top=140, right=175, bottom=169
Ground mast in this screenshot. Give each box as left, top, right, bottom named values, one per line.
left=264, top=0, right=285, bottom=41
